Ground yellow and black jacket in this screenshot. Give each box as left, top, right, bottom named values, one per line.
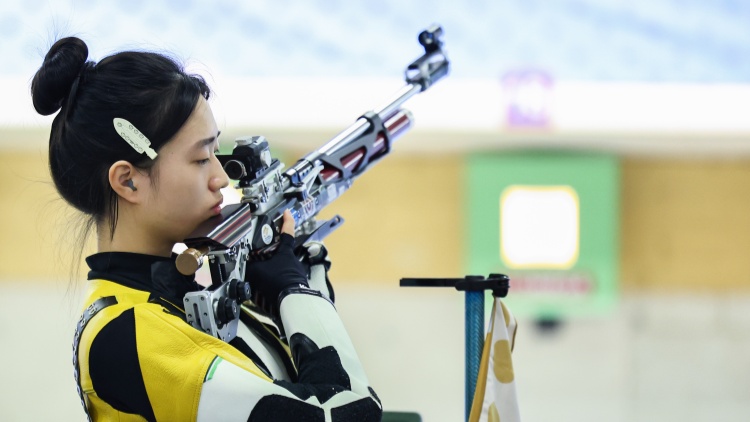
left=76, top=252, right=381, bottom=421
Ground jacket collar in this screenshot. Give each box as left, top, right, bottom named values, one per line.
left=86, top=252, right=202, bottom=305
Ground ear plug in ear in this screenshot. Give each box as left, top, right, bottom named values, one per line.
left=126, top=179, right=137, bottom=192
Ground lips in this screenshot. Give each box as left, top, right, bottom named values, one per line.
left=211, top=196, right=224, bottom=213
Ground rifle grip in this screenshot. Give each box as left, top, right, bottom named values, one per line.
left=176, top=246, right=209, bottom=275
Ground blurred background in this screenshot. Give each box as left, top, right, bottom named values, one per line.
left=2, top=0, right=750, bottom=421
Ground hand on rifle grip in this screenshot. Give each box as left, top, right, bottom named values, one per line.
left=176, top=246, right=209, bottom=276
left=245, top=210, right=309, bottom=317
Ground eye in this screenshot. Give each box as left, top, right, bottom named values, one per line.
left=197, top=149, right=221, bottom=166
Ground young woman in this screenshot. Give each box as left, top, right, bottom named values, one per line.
left=32, top=37, right=381, bottom=421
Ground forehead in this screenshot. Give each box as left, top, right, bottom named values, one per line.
left=163, top=97, right=218, bottom=152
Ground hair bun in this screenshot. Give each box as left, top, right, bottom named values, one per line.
left=31, top=37, right=89, bottom=116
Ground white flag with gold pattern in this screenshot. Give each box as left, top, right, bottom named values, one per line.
left=469, top=299, right=521, bottom=422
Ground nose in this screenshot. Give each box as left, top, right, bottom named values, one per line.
left=210, top=161, right=230, bottom=192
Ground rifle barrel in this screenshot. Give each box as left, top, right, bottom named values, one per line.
left=320, top=108, right=413, bottom=183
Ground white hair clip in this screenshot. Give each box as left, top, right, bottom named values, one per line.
left=113, top=118, right=158, bottom=159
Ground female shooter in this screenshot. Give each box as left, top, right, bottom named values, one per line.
left=32, top=37, right=381, bottom=421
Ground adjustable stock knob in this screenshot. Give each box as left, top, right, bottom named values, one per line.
left=228, top=279, right=252, bottom=303
left=176, top=247, right=209, bottom=275
left=216, top=297, right=239, bottom=325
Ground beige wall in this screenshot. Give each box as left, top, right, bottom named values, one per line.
left=3, top=148, right=750, bottom=292
left=620, top=159, right=750, bottom=292
left=316, top=154, right=464, bottom=283
left=0, top=150, right=96, bottom=281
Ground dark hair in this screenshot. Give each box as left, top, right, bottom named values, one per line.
left=31, top=37, right=210, bottom=237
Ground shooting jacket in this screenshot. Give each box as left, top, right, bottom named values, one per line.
left=76, top=252, right=381, bottom=422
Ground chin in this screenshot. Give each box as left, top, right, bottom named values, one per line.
left=172, top=221, right=203, bottom=242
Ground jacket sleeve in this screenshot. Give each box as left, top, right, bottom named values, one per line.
left=197, top=293, right=382, bottom=422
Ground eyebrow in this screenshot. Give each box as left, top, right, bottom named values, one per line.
left=194, top=131, right=221, bottom=150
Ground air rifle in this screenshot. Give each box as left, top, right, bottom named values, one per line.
left=178, top=24, right=450, bottom=341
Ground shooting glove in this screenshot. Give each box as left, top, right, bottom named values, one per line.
left=244, top=233, right=309, bottom=316
left=300, top=241, right=335, bottom=303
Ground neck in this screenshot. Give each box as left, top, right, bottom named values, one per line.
left=97, top=211, right=174, bottom=258
left=97, top=233, right=174, bottom=257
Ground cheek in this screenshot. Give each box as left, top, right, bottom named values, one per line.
left=152, top=174, right=203, bottom=214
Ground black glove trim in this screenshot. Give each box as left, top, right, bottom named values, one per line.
left=303, top=242, right=331, bottom=271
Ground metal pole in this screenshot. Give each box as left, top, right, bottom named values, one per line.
left=465, top=290, right=484, bottom=421
left=401, top=274, right=510, bottom=421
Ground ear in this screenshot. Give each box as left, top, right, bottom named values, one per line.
left=108, top=160, right=144, bottom=204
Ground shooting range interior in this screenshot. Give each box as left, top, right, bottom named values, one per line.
left=2, top=2, right=750, bottom=421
